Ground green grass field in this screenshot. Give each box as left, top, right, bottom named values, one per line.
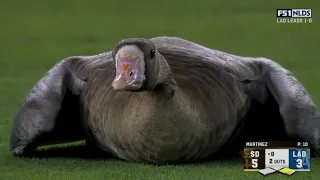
left=1, top=0, right=320, bottom=179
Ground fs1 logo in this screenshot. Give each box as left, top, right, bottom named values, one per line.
left=277, top=9, right=312, bottom=18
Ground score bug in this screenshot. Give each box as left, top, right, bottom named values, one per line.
left=244, top=141, right=311, bottom=175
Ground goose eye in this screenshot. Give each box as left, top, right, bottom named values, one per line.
left=150, top=49, right=155, bottom=59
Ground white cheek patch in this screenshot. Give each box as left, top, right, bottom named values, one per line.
left=115, top=45, right=145, bottom=74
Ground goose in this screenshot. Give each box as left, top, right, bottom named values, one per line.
left=10, top=36, right=320, bottom=164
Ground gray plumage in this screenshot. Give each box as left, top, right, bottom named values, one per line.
left=10, top=36, right=320, bottom=164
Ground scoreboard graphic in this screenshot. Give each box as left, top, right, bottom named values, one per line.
left=244, top=141, right=310, bottom=176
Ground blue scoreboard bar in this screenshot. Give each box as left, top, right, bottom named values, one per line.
left=289, top=149, right=310, bottom=171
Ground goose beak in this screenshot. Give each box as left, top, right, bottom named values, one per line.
left=112, top=57, right=145, bottom=91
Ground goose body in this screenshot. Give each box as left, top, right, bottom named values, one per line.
left=10, top=37, right=320, bottom=164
